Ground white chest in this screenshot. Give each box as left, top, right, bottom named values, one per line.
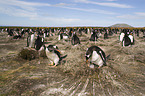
left=63, top=36, right=68, bottom=40
left=90, top=51, right=103, bottom=67
left=120, top=33, right=125, bottom=42
left=45, top=48, right=59, bottom=64
left=128, top=35, right=133, bottom=43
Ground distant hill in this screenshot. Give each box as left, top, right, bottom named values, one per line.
left=109, top=23, right=133, bottom=28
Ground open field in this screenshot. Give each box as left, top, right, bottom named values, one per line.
left=0, top=30, right=145, bottom=96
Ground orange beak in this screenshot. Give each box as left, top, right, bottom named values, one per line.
left=86, top=60, right=88, bottom=63
left=56, top=49, right=61, bottom=53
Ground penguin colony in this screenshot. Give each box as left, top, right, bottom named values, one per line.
left=1, top=27, right=145, bottom=68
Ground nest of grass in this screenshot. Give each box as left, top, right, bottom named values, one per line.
left=18, top=47, right=38, bottom=61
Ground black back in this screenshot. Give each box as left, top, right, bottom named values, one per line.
left=35, top=36, right=44, bottom=50
left=86, top=46, right=106, bottom=65
left=71, top=33, right=80, bottom=45
left=47, top=45, right=61, bottom=58
left=90, top=32, right=98, bottom=41
left=122, top=34, right=131, bottom=46
left=104, top=32, right=108, bottom=39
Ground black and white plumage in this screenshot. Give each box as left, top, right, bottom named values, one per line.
left=45, top=45, right=67, bottom=67
left=119, top=32, right=125, bottom=42
left=27, top=32, right=36, bottom=48
left=122, top=32, right=134, bottom=47
left=13, top=34, right=22, bottom=39
left=58, top=32, right=69, bottom=41
left=128, top=33, right=135, bottom=45
left=71, top=32, right=81, bottom=45
left=7, top=29, right=14, bottom=36
left=90, top=32, right=98, bottom=41
left=34, top=35, right=44, bottom=51
left=104, top=32, right=108, bottom=39
left=85, top=46, right=109, bottom=68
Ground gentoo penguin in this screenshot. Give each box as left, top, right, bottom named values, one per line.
left=90, top=31, right=98, bottom=41
left=104, top=32, right=108, bottom=39
left=85, top=46, right=110, bottom=68
left=45, top=45, right=67, bottom=67
left=13, top=34, right=22, bottom=39
left=69, top=28, right=73, bottom=37
left=27, top=32, right=36, bottom=48
left=7, top=29, right=14, bottom=36
left=128, top=32, right=135, bottom=45
left=58, top=32, right=69, bottom=41
left=119, top=32, right=125, bottom=42
left=122, top=32, right=131, bottom=47
left=71, top=32, right=81, bottom=45
left=34, top=35, right=44, bottom=51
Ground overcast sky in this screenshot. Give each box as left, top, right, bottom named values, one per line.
left=0, top=0, right=145, bottom=27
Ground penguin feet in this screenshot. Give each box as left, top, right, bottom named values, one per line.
left=28, top=47, right=35, bottom=50
left=48, top=62, right=54, bottom=66
left=98, top=66, right=101, bottom=69
left=50, top=65, right=57, bottom=67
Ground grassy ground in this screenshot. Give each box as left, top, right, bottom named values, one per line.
left=0, top=31, right=145, bottom=96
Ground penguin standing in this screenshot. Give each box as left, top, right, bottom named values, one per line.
left=27, top=32, right=36, bottom=48
left=122, top=32, right=131, bottom=47
left=119, top=32, right=125, bottom=42
left=128, top=32, right=135, bottom=45
left=34, top=35, right=44, bottom=51
left=104, top=32, right=108, bottom=39
left=90, top=31, right=98, bottom=41
left=71, top=32, right=81, bottom=45
left=45, top=45, right=67, bottom=67
left=85, top=46, right=110, bottom=68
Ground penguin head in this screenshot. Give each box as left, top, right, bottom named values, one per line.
left=47, top=45, right=60, bottom=53
left=85, top=54, right=90, bottom=63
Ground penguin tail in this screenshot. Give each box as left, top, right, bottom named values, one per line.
left=61, top=55, right=67, bottom=59
left=106, top=54, right=110, bottom=60
left=60, top=55, right=67, bottom=61
left=103, top=54, right=110, bottom=66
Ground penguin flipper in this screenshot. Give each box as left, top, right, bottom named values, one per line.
left=99, top=51, right=106, bottom=66
left=61, top=55, right=67, bottom=60
left=106, top=54, right=110, bottom=60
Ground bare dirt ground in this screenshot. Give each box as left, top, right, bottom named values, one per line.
left=0, top=31, right=145, bottom=96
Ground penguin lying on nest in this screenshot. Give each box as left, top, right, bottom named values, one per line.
left=45, top=45, right=67, bottom=67
left=85, top=46, right=110, bottom=68
left=58, top=32, right=69, bottom=41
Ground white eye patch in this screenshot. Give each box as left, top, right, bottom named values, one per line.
left=53, top=46, right=57, bottom=49
left=85, top=54, right=90, bottom=57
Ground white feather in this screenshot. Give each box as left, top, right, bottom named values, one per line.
left=29, top=34, right=35, bottom=47
left=46, top=48, right=59, bottom=65
left=128, top=35, right=133, bottom=43
left=120, top=33, right=125, bottom=42
left=90, top=51, right=103, bottom=67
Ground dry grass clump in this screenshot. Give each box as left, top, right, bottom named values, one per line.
left=19, top=48, right=38, bottom=60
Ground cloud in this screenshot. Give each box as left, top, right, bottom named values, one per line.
left=135, top=12, right=145, bottom=16
left=62, top=6, right=115, bottom=15
left=0, top=6, right=38, bottom=19
left=53, top=3, right=75, bottom=7
left=0, top=0, right=52, bottom=19
left=117, top=12, right=145, bottom=19
left=105, top=0, right=117, bottom=1
left=74, top=0, right=133, bottom=8
left=0, top=0, right=116, bottom=26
